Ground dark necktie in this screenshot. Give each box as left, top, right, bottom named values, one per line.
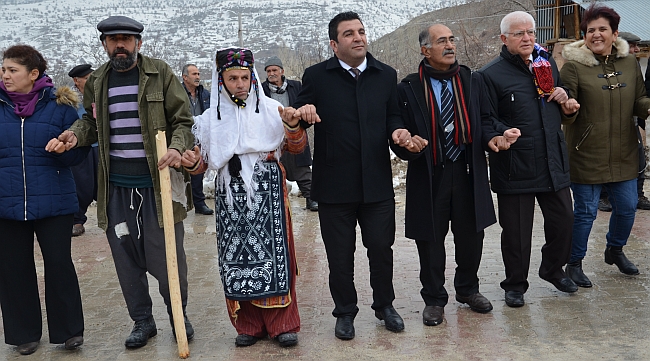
left=440, top=79, right=460, bottom=162
left=350, top=68, right=360, bottom=80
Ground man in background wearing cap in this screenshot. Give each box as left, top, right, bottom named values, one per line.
left=55, top=16, right=195, bottom=349
left=598, top=31, right=650, bottom=212
left=181, top=63, right=213, bottom=216
left=262, top=56, right=317, bottom=211
left=68, top=64, right=99, bottom=237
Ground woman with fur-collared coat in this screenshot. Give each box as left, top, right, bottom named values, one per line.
left=0, top=45, right=89, bottom=355
left=560, top=4, right=650, bottom=287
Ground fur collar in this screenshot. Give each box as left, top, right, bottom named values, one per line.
left=562, top=38, right=629, bottom=67
left=54, top=86, right=80, bottom=107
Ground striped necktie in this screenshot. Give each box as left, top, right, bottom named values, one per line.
left=440, top=79, right=460, bottom=162
left=350, top=68, right=360, bottom=80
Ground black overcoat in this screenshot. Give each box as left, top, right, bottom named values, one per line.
left=391, top=66, right=496, bottom=239
left=293, top=53, right=403, bottom=203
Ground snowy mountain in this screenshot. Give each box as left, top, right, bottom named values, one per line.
left=0, top=0, right=451, bottom=81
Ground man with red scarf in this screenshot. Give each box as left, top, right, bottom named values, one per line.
left=391, top=24, right=496, bottom=326
left=479, top=11, right=580, bottom=308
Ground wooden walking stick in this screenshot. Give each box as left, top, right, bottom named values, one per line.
left=155, top=130, right=190, bottom=359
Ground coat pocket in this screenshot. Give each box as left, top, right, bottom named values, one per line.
left=146, top=92, right=165, bottom=129
left=574, top=123, right=594, bottom=151
left=558, top=131, right=570, bottom=173
left=508, top=136, right=536, bottom=180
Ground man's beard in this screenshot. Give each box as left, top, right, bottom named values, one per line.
left=109, top=48, right=138, bottom=71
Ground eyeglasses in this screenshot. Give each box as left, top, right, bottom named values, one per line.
left=507, top=29, right=536, bottom=39
left=435, top=37, right=456, bottom=46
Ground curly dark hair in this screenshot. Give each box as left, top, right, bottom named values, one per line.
left=2, top=44, right=47, bottom=77
left=328, top=11, right=363, bottom=42
left=580, top=3, right=620, bottom=35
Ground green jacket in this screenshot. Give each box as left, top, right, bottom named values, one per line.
left=561, top=38, right=650, bottom=184
left=69, top=54, right=194, bottom=230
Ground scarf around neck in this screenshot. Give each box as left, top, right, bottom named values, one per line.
left=418, top=59, right=472, bottom=165
left=1, top=76, right=53, bottom=117
left=268, top=77, right=288, bottom=94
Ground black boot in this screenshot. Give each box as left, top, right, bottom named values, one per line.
left=604, top=246, right=639, bottom=275
left=565, top=260, right=592, bottom=288
left=125, top=316, right=157, bottom=348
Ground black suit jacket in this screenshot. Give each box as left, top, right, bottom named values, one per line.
left=391, top=66, right=496, bottom=239
left=293, top=53, right=403, bottom=203
left=262, top=78, right=312, bottom=166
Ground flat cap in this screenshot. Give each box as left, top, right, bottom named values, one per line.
left=68, top=64, right=93, bottom=78
left=97, top=16, right=144, bottom=36
left=265, top=56, right=283, bottom=70
left=619, top=31, right=641, bottom=44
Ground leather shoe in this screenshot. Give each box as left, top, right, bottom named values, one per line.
left=125, top=316, right=157, bottom=348
left=16, top=341, right=39, bottom=355
left=422, top=305, right=444, bottom=326
left=235, top=334, right=259, bottom=347
left=195, top=203, right=214, bottom=215
left=605, top=246, right=639, bottom=275
left=455, top=292, right=493, bottom=313
left=277, top=332, right=298, bottom=347
left=306, top=198, right=318, bottom=211
left=171, top=315, right=194, bottom=341
left=64, top=336, right=84, bottom=350
left=638, top=196, right=650, bottom=210
left=547, top=277, right=578, bottom=293
left=566, top=260, right=592, bottom=288
left=334, top=315, right=355, bottom=340
left=375, top=306, right=404, bottom=332
left=598, top=198, right=612, bottom=212
left=72, top=224, right=85, bottom=237
left=504, top=291, right=525, bottom=307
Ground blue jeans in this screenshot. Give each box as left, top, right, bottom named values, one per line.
left=570, top=180, right=637, bottom=262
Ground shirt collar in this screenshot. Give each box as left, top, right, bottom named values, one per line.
left=338, top=57, right=368, bottom=74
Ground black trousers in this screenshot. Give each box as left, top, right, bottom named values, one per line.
left=191, top=173, right=207, bottom=207
left=106, top=185, right=188, bottom=321
left=318, top=199, right=396, bottom=317
left=280, top=152, right=312, bottom=199
left=416, top=158, right=484, bottom=307
left=497, top=187, right=573, bottom=293
left=72, top=146, right=98, bottom=225
left=0, top=215, right=84, bottom=345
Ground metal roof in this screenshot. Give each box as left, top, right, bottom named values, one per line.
left=577, top=0, right=650, bottom=41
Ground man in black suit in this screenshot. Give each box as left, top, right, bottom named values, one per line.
left=391, top=24, right=496, bottom=327
left=261, top=57, right=317, bottom=211
left=289, top=11, right=413, bottom=340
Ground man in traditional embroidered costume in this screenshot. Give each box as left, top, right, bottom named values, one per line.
left=479, top=11, right=580, bottom=308
left=54, top=16, right=196, bottom=348
left=184, top=48, right=305, bottom=348
left=391, top=24, right=496, bottom=327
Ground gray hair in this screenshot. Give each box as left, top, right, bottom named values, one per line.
left=500, top=11, right=535, bottom=35
left=419, top=26, right=432, bottom=48
left=182, top=63, right=197, bottom=76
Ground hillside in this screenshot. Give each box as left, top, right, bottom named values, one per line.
left=369, top=0, right=536, bottom=77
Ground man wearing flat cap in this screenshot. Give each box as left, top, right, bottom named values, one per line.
left=262, top=56, right=317, bottom=211
left=68, top=64, right=98, bottom=238
left=55, top=15, right=196, bottom=349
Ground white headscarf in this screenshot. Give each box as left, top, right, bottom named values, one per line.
left=192, top=48, right=285, bottom=206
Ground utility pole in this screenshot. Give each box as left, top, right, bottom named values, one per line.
left=238, top=13, right=243, bottom=47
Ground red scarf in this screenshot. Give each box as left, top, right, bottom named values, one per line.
left=418, top=60, right=472, bottom=165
